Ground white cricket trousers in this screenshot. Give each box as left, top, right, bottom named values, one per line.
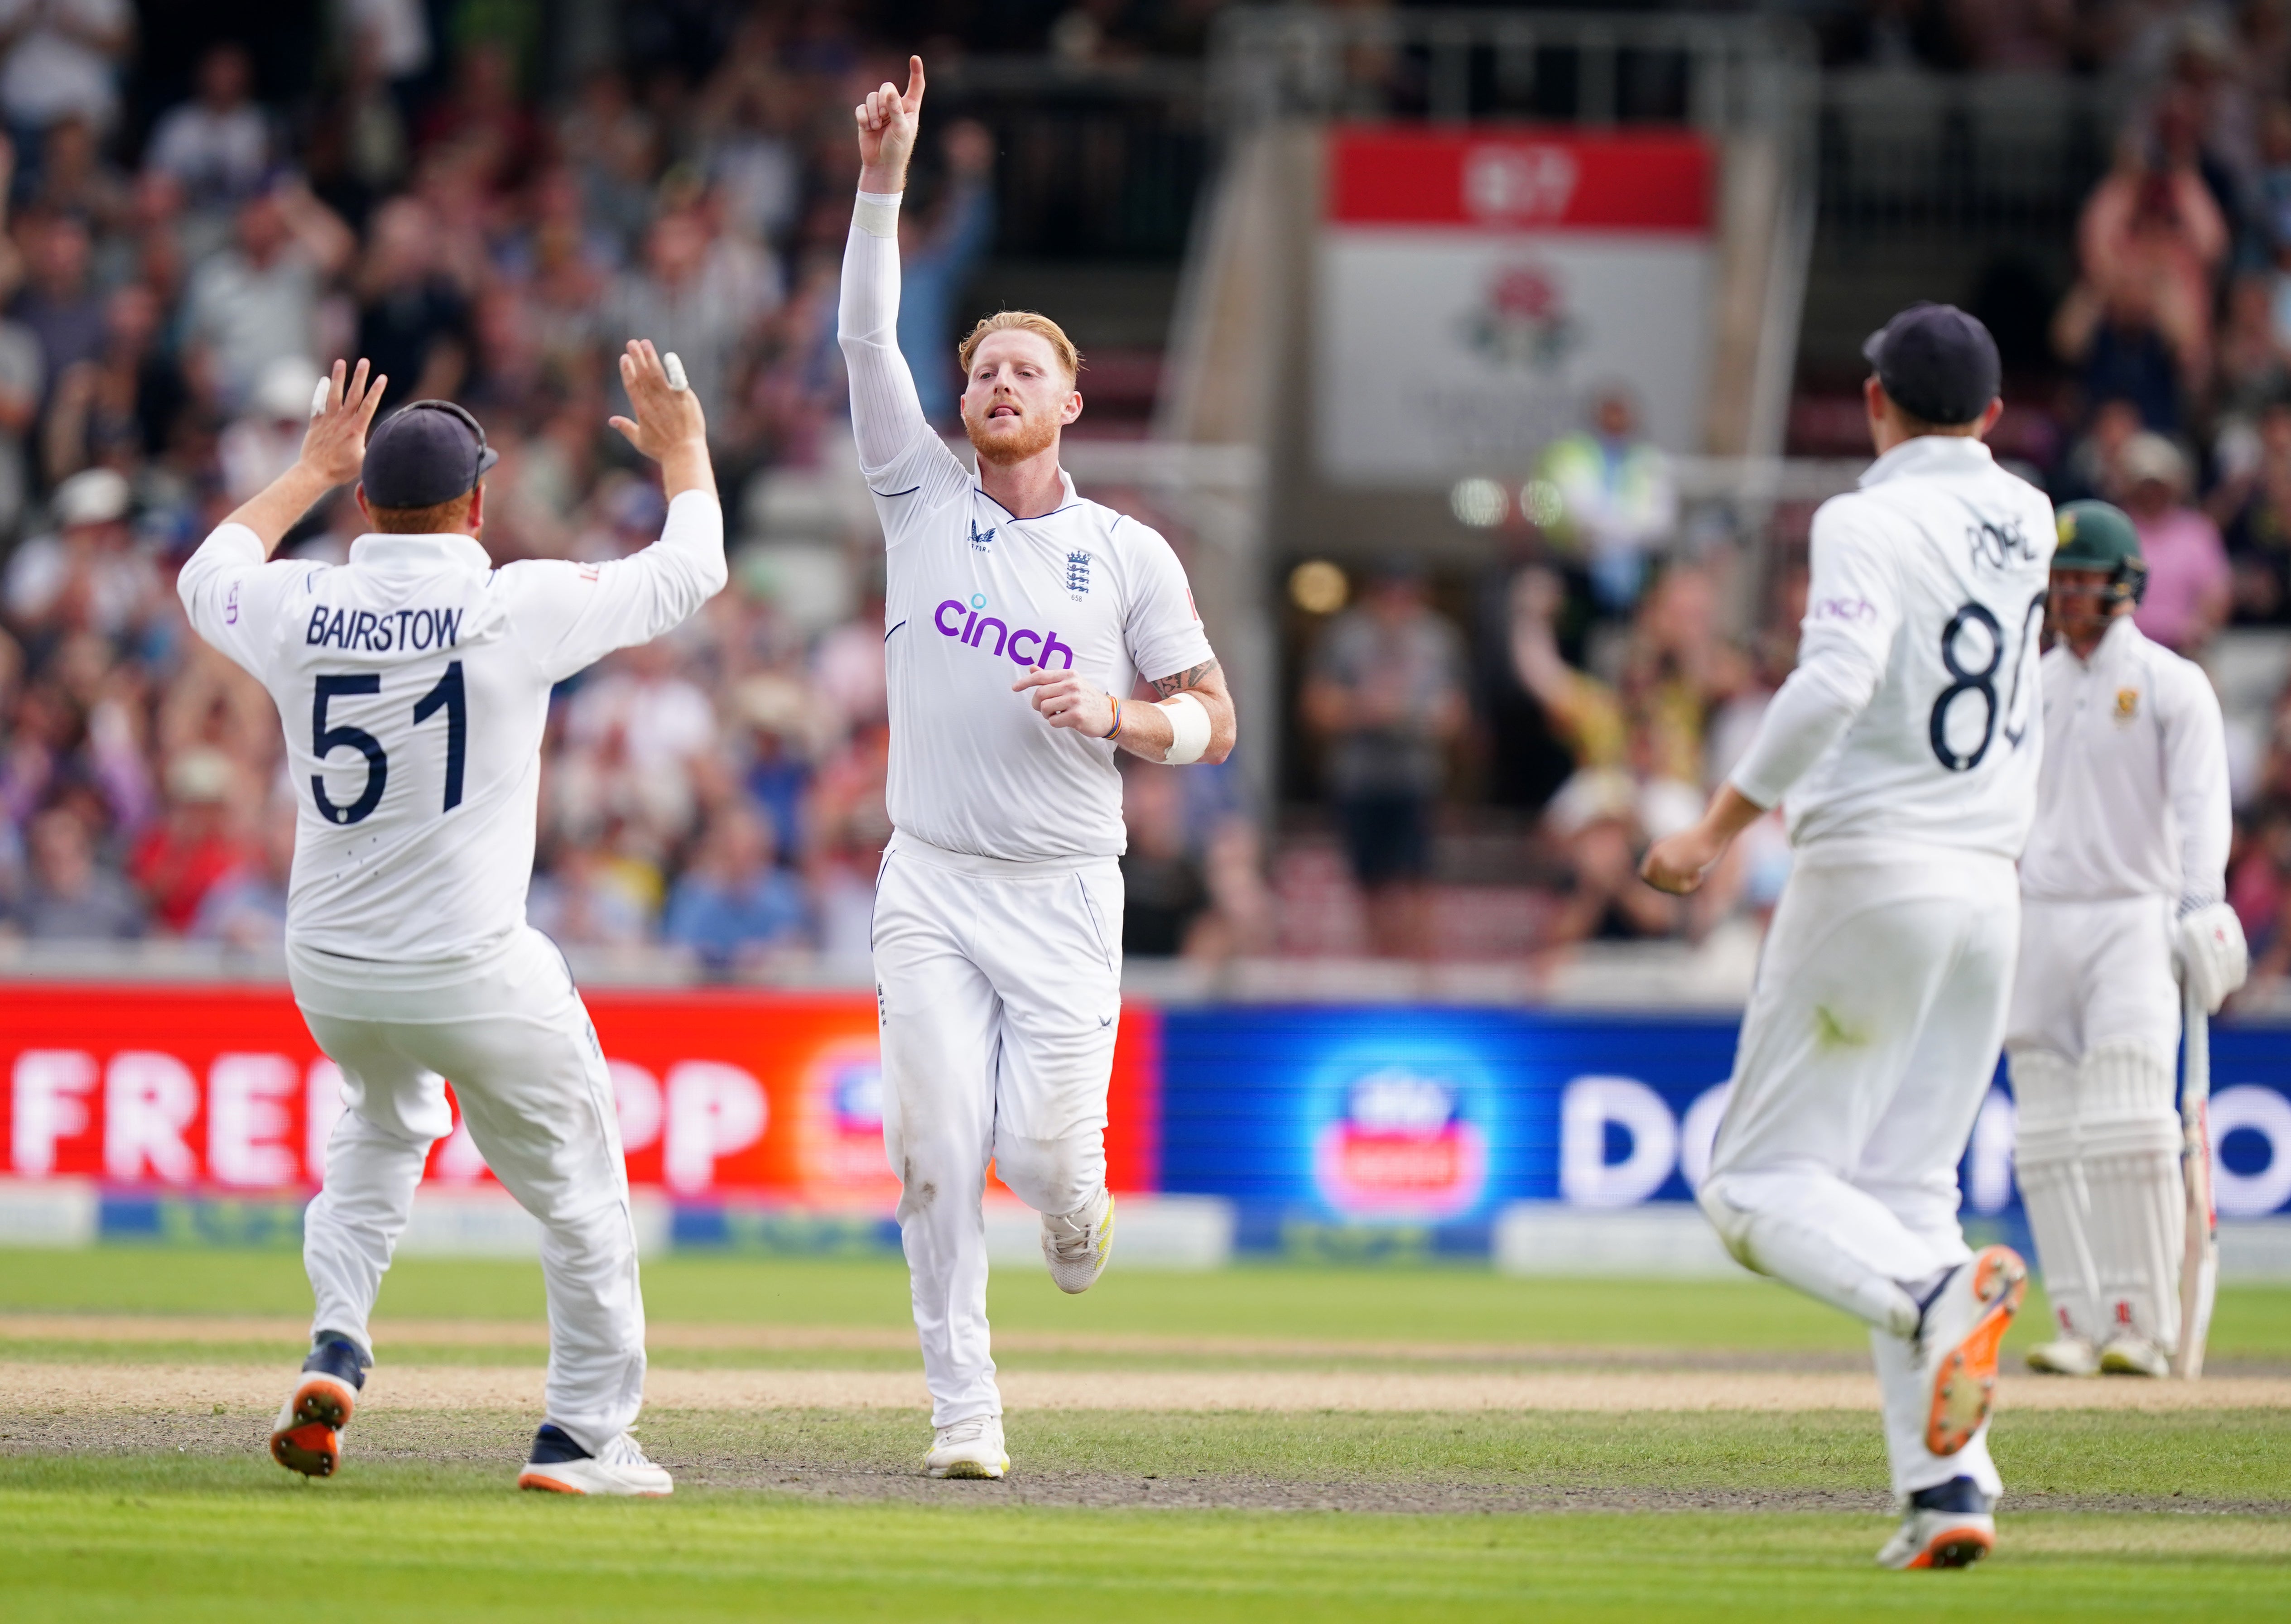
left=2005, top=896, right=2185, bottom=1348
left=289, top=927, right=646, bottom=1455
left=871, top=832, right=1123, bottom=1427
left=1700, top=846, right=2018, bottom=1499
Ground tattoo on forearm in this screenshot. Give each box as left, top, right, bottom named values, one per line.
left=1151, top=659, right=1220, bottom=698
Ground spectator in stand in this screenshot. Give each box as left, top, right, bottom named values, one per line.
left=217, top=356, right=321, bottom=502
left=1533, top=386, right=1679, bottom=622
left=2214, top=272, right=2289, bottom=435
left=0, top=300, right=38, bottom=537
left=662, top=802, right=809, bottom=969
left=604, top=208, right=773, bottom=441
left=0, top=0, right=132, bottom=148
left=1301, top=559, right=1468, bottom=958
left=2056, top=119, right=2230, bottom=429
left=1119, top=760, right=1208, bottom=956
left=34, top=113, right=129, bottom=234
left=2118, top=431, right=2233, bottom=653
left=730, top=672, right=814, bottom=865
left=181, top=179, right=354, bottom=412
left=145, top=43, right=272, bottom=216
left=2053, top=394, right=2145, bottom=503
left=191, top=791, right=294, bottom=952
left=7, top=804, right=139, bottom=939
left=41, top=281, right=187, bottom=484
left=560, top=636, right=718, bottom=844
left=526, top=838, right=650, bottom=949
left=128, top=746, right=247, bottom=934
left=10, top=212, right=104, bottom=407
left=896, top=119, right=996, bottom=425
left=353, top=196, right=470, bottom=412
left=2221, top=398, right=2291, bottom=624
left=4, top=467, right=148, bottom=639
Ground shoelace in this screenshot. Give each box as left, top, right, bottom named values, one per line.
left=597, top=1432, right=655, bottom=1468
left=1043, top=1203, right=1103, bottom=1261
left=936, top=1414, right=996, bottom=1447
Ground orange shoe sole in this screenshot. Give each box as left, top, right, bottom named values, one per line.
left=516, top=1468, right=585, bottom=1494
left=270, top=1420, right=342, bottom=1477
left=1903, top=1522, right=1995, bottom=1569
left=1925, top=1247, right=2027, bottom=1456
left=269, top=1372, right=357, bottom=1478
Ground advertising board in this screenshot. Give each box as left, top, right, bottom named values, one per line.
left=0, top=985, right=1160, bottom=1208
left=1315, top=125, right=1715, bottom=484
left=6, top=990, right=2289, bottom=1244
left=1156, top=1007, right=2291, bottom=1232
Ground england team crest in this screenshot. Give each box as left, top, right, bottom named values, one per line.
left=1064, top=550, right=1092, bottom=599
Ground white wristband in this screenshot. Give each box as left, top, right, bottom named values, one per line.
left=1160, top=691, right=1211, bottom=765
left=854, top=188, right=902, bottom=239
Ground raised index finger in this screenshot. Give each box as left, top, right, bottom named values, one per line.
left=904, top=55, right=926, bottom=114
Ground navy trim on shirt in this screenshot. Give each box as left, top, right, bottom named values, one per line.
left=871, top=484, right=923, bottom=499
left=884, top=618, right=908, bottom=642
left=973, top=485, right=1082, bottom=524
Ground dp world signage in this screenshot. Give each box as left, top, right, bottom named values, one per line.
left=1156, top=1007, right=2291, bottom=1231
left=1315, top=125, right=1715, bottom=485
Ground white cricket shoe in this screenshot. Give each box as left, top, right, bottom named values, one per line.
left=2025, top=1336, right=2099, bottom=1377
left=924, top=1414, right=1009, bottom=1480
left=1916, top=1245, right=2028, bottom=1456
left=268, top=1333, right=368, bottom=1479
left=1042, top=1188, right=1116, bottom=1295
left=517, top=1424, right=674, bottom=1496
left=1876, top=1478, right=1996, bottom=1570
left=2098, top=1332, right=2170, bottom=1379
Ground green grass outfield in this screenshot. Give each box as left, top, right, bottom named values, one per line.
left=1, top=1248, right=2286, bottom=1621
left=7, top=1245, right=2290, bottom=1358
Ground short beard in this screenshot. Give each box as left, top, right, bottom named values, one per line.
left=964, top=407, right=1059, bottom=466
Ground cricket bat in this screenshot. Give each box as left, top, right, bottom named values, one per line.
left=2174, top=980, right=2218, bottom=1380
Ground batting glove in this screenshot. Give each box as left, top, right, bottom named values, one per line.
left=2177, top=900, right=2250, bottom=1014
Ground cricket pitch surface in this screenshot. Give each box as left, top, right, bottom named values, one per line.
left=3, top=1250, right=2286, bottom=1620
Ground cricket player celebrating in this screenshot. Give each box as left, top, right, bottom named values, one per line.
left=2008, top=500, right=2246, bottom=1379
left=1643, top=304, right=2052, bottom=1570
left=178, top=344, right=725, bottom=1494
left=843, top=58, right=1235, bottom=1480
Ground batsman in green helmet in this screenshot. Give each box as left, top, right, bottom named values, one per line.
left=2046, top=499, right=2148, bottom=657
left=2004, top=495, right=2246, bottom=1382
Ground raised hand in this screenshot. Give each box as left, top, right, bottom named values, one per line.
left=856, top=55, right=925, bottom=193
left=608, top=339, right=713, bottom=500
left=300, top=358, right=388, bottom=489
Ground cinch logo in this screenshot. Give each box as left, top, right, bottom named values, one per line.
left=934, top=593, right=1074, bottom=669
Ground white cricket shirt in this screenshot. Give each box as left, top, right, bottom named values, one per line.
left=2018, top=615, right=2230, bottom=909
left=839, top=197, right=1213, bottom=862
left=177, top=493, right=727, bottom=962
left=1729, top=435, right=2057, bottom=860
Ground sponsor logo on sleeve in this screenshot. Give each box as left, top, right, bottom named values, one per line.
left=1810, top=596, right=1876, bottom=624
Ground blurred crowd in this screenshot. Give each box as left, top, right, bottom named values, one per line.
left=0, top=2, right=1100, bottom=971
left=1289, top=408, right=1798, bottom=964
left=2036, top=4, right=2291, bottom=991
left=30, top=1, right=2291, bottom=976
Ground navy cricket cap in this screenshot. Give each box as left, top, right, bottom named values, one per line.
left=1861, top=303, right=2001, bottom=427
left=360, top=400, right=500, bottom=509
